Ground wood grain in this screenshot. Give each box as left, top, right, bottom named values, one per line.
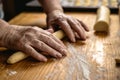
left=0, top=12, right=120, bottom=80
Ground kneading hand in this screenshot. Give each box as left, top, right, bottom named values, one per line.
left=47, top=10, right=89, bottom=42
left=0, top=23, right=67, bottom=62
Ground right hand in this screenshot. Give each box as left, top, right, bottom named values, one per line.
left=46, top=10, right=89, bottom=42
left=0, top=24, right=67, bottom=62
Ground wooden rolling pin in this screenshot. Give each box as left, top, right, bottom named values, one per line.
left=94, top=6, right=110, bottom=32
left=7, top=30, right=65, bottom=64
left=0, top=47, right=7, bottom=51
left=116, top=58, right=120, bottom=63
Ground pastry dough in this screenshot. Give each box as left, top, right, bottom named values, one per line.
left=7, top=30, right=65, bottom=64
left=94, top=6, right=110, bottom=32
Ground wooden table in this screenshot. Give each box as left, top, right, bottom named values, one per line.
left=0, top=12, right=120, bottom=80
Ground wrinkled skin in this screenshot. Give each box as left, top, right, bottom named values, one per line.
left=47, top=10, right=89, bottom=42
left=0, top=10, right=89, bottom=62
left=1, top=25, right=67, bottom=62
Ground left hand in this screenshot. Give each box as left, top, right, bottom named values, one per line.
left=0, top=24, right=67, bottom=62
left=46, top=10, right=89, bottom=42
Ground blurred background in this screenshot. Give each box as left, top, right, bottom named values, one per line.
left=0, top=0, right=4, bottom=19
left=1, top=0, right=119, bottom=21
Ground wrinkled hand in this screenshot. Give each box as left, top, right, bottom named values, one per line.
left=1, top=25, right=67, bottom=62
left=47, top=10, right=89, bottom=42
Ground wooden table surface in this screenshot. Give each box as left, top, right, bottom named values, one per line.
left=0, top=12, right=120, bottom=80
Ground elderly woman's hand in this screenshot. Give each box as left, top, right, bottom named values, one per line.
left=0, top=21, right=67, bottom=62
left=47, top=10, right=89, bottom=42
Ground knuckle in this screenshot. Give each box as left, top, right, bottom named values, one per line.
left=46, top=37, right=52, bottom=43
left=76, top=22, right=80, bottom=26
left=64, top=24, right=70, bottom=29
left=31, top=39, right=39, bottom=44
left=72, top=19, right=79, bottom=26
left=56, top=15, right=65, bottom=21
left=44, top=35, right=52, bottom=40
left=48, top=34, right=53, bottom=38
left=18, top=43, right=29, bottom=51
left=24, top=33, right=32, bottom=38
left=25, top=27, right=38, bottom=33
left=27, top=27, right=34, bottom=31
left=36, top=40, right=45, bottom=48
left=32, top=26, right=40, bottom=30
left=39, top=42, right=45, bottom=49
left=67, top=15, right=71, bottom=19
left=31, top=39, right=45, bottom=49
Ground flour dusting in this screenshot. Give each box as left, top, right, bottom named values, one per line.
left=92, top=41, right=105, bottom=67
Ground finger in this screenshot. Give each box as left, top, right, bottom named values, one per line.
left=36, top=29, right=66, bottom=48
left=39, top=34, right=67, bottom=56
left=44, top=29, right=66, bottom=48
left=24, top=44, right=47, bottom=62
left=47, top=18, right=55, bottom=32
left=77, top=19, right=89, bottom=31
left=31, top=40, right=63, bottom=58
left=74, top=32, right=80, bottom=39
left=74, top=19, right=87, bottom=40
left=46, top=28, right=54, bottom=33
left=41, top=30, right=67, bottom=51
left=68, top=18, right=86, bottom=40
left=32, top=27, right=52, bottom=35
left=43, top=30, right=66, bottom=48
left=48, top=25, right=55, bottom=33
left=56, top=20, right=75, bottom=42
left=52, top=35, right=67, bottom=49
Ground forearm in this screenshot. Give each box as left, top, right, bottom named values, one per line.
left=38, top=0, right=63, bottom=14
left=0, top=19, right=9, bottom=47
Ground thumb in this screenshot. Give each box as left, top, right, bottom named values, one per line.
left=46, top=25, right=54, bottom=33
left=47, top=18, right=55, bottom=33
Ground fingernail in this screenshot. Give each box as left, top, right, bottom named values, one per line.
left=82, top=36, right=86, bottom=40
left=72, top=38, right=76, bottom=42
left=42, top=58, right=47, bottom=62
left=62, top=49, right=68, bottom=56
left=56, top=54, right=62, bottom=58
